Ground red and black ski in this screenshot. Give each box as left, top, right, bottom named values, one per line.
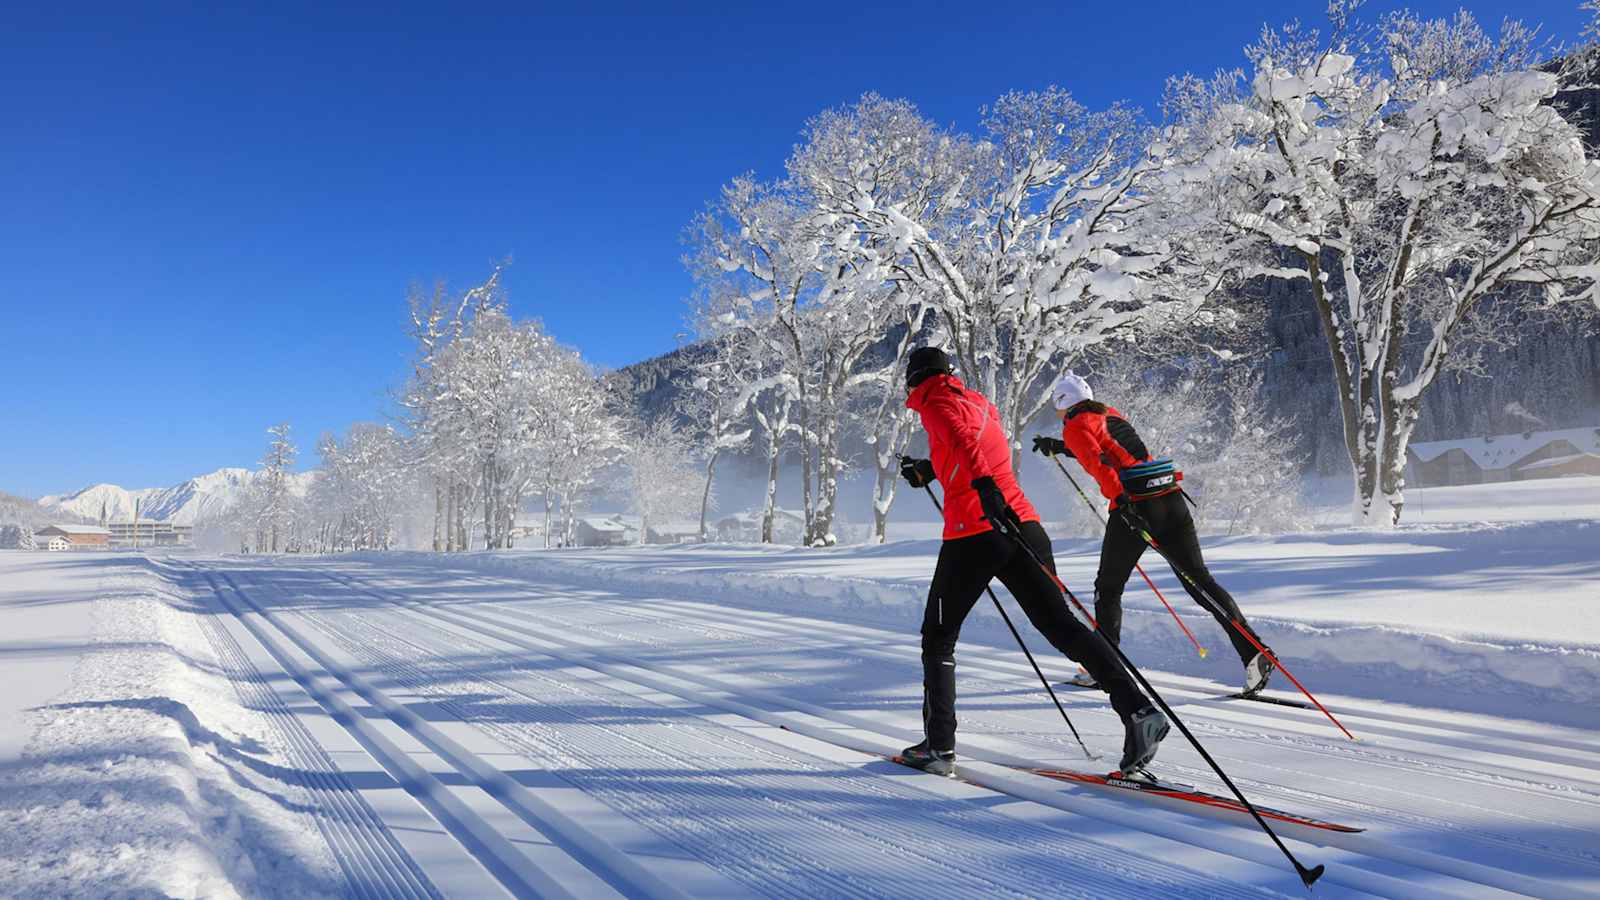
left=1222, top=692, right=1317, bottom=710
left=883, top=752, right=1361, bottom=834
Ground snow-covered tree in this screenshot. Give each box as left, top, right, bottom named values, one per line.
left=1185, top=370, right=1308, bottom=535
left=789, top=91, right=1238, bottom=476
left=402, top=263, right=623, bottom=551
left=404, top=268, right=502, bottom=551
left=0, top=524, right=35, bottom=550
left=259, top=423, right=297, bottom=552
left=312, top=424, right=411, bottom=551
left=539, top=353, right=626, bottom=548
left=1165, top=9, right=1600, bottom=524
left=684, top=275, right=798, bottom=544
left=676, top=336, right=756, bottom=540
left=855, top=290, right=932, bottom=543
left=690, top=164, right=950, bottom=545
left=624, top=417, right=701, bottom=544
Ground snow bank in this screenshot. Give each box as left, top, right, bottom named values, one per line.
left=0, top=554, right=341, bottom=898
left=372, top=517, right=1600, bottom=727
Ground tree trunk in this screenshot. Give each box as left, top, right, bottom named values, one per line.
left=763, top=444, right=780, bottom=544
left=872, top=461, right=895, bottom=544
left=543, top=493, right=554, bottom=549
left=812, top=423, right=838, bottom=546
left=454, top=482, right=468, bottom=551
left=482, top=461, right=496, bottom=549
left=699, top=450, right=719, bottom=541
left=433, top=483, right=444, bottom=552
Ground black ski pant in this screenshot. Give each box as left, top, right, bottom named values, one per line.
left=1094, top=491, right=1263, bottom=665
left=920, top=520, right=1146, bottom=752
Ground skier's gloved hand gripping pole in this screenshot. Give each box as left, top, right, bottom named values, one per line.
left=978, top=500, right=1327, bottom=889
left=1033, top=441, right=1210, bottom=659
left=901, top=457, right=1097, bottom=761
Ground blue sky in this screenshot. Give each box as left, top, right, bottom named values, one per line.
left=1, top=1, right=1585, bottom=497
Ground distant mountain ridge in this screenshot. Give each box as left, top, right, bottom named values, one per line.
left=39, top=468, right=315, bottom=525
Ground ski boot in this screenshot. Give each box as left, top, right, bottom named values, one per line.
left=1118, top=705, right=1169, bottom=774
left=1062, top=668, right=1099, bottom=689
left=1243, top=650, right=1275, bottom=696
left=898, top=740, right=956, bottom=777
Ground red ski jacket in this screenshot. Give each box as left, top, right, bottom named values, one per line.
left=907, top=374, right=1039, bottom=540
left=1060, top=404, right=1152, bottom=509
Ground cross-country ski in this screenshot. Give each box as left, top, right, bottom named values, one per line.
left=6, top=1, right=1600, bottom=897
left=873, top=745, right=1365, bottom=835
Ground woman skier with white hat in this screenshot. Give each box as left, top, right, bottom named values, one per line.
left=1034, top=372, right=1275, bottom=695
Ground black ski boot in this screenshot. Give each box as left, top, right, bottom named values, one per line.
left=1119, top=706, right=1169, bottom=774
left=899, top=740, right=956, bottom=777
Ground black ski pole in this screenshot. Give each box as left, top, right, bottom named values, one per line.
left=915, top=481, right=1098, bottom=761
left=986, top=511, right=1325, bottom=888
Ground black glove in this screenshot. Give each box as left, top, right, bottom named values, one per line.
left=899, top=456, right=936, bottom=488
left=972, top=476, right=1018, bottom=531
left=1031, top=436, right=1069, bottom=457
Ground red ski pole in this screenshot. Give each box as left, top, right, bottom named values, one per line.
left=1117, top=503, right=1356, bottom=742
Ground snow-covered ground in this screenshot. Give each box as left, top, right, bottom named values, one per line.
left=1304, top=474, right=1600, bottom=526
left=2, top=482, right=1597, bottom=897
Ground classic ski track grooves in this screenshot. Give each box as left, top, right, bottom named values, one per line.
left=437, top=600, right=1588, bottom=898
left=528, top=586, right=1600, bottom=800
left=552, top=590, right=1600, bottom=781
left=300, top=572, right=1279, bottom=899
left=491, top=596, right=1600, bottom=806
left=451, top=567, right=1600, bottom=758
left=205, top=564, right=699, bottom=900
left=561, top=594, right=1600, bottom=802
left=504, top=587, right=1600, bottom=876
left=166, top=562, right=442, bottom=900
left=313, top=567, right=1568, bottom=900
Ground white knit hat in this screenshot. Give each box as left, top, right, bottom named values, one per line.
left=1051, top=372, right=1093, bottom=410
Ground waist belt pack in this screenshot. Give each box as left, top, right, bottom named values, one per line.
left=1119, top=458, right=1184, bottom=501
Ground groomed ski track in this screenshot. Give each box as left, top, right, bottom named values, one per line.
left=158, top=556, right=1600, bottom=899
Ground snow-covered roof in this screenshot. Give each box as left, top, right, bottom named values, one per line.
left=1408, top=426, right=1600, bottom=469
left=36, top=524, right=110, bottom=535
left=1517, top=452, right=1600, bottom=472
left=718, top=508, right=805, bottom=526
left=649, top=520, right=702, bottom=535
left=578, top=516, right=640, bottom=533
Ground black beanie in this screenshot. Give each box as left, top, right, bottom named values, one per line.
left=906, top=346, right=954, bottom=388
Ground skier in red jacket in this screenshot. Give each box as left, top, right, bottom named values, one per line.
left=1033, top=372, right=1274, bottom=694
left=898, top=347, right=1168, bottom=776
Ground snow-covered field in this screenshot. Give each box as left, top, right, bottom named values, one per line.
left=2, top=492, right=1598, bottom=897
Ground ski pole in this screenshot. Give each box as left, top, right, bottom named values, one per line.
left=1048, top=454, right=1209, bottom=659
left=1116, top=503, right=1355, bottom=742
left=986, top=510, right=1326, bottom=888
left=916, top=481, right=1098, bottom=761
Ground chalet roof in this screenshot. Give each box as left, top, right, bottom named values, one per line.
left=717, top=508, right=805, bottom=526
left=648, top=520, right=702, bottom=535
left=578, top=516, right=636, bottom=533
left=36, top=524, right=111, bottom=535
left=1517, top=451, right=1600, bottom=472
left=1408, top=426, right=1600, bottom=468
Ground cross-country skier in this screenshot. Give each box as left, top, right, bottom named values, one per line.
left=897, top=347, right=1169, bottom=777
left=1032, top=372, right=1275, bottom=695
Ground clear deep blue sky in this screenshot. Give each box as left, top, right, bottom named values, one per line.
left=1, top=1, right=1584, bottom=497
